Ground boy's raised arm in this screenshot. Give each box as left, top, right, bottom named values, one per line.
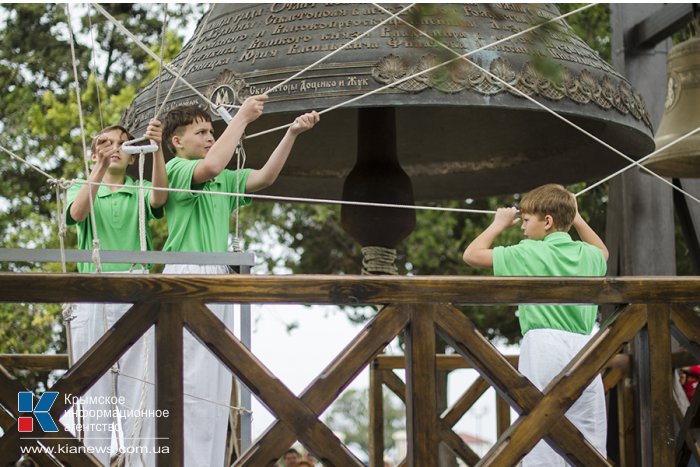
left=572, top=212, right=609, bottom=260
left=145, top=118, right=168, bottom=208
left=463, top=207, right=519, bottom=268
left=246, top=111, right=320, bottom=193
left=192, top=95, right=267, bottom=184
left=69, top=139, right=111, bottom=222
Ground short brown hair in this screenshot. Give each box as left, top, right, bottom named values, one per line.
left=162, top=105, right=212, bottom=154
left=90, top=125, right=133, bottom=153
left=520, top=183, right=576, bottom=231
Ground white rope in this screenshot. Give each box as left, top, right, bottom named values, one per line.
left=53, top=178, right=77, bottom=371
left=112, top=368, right=253, bottom=414
left=153, top=4, right=169, bottom=120
left=244, top=4, right=599, bottom=140
left=0, top=143, right=494, bottom=217
left=0, top=144, right=54, bottom=180
left=575, top=126, right=700, bottom=198
left=369, top=3, right=700, bottom=206
left=138, top=151, right=147, bottom=253
left=155, top=6, right=215, bottom=120
left=249, top=3, right=416, bottom=97
left=91, top=3, right=220, bottom=113
left=82, top=179, right=497, bottom=215
left=66, top=3, right=102, bottom=273
left=232, top=143, right=246, bottom=252
left=87, top=5, right=104, bottom=130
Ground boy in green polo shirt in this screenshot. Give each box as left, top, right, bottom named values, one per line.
left=65, top=119, right=167, bottom=465
left=463, top=183, right=609, bottom=466
left=161, top=96, right=319, bottom=467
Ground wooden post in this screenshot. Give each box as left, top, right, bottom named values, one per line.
left=369, top=362, right=385, bottom=467
left=616, top=371, right=637, bottom=466
left=404, top=305, right=438, bottom=467
left=156, top=302, right=184, bottom=466
left=646, top=304, right=674, bottom=466
left=496, top=394, right=511, bottom=437
left=610, top=5, right=676, bottom=463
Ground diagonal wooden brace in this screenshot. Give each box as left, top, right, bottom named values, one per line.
left=183, top=302, right=366, bottom=467
left=235, top=304, right=410, bottom=466
left=435, top=304, right=624, bottom=466
left=476, top=304, right=647, bottom=465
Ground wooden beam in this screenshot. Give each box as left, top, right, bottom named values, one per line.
left=155, top=302, right=184, bottom=466
left=670, top=305, right=700, bottom=363
left=0, top=354, right=69, bottom=371
left=382, top=370, right=480, bottom=466
left=404, top=305, right=439, bottom=467
left=376, top=354, right=518, bottom=370
left=645, top=304, right=674, bottom=466
left=442, top=377, right=490, bottom=428
left=617, top=372, right=636, bottom=467
left=624, top=3, right=696, bottom=51
left=2, top=274, right=700, bottom=305
left=496, top=394, right=511, bottom=437
left=435, top=304, right=612, bottom=466
left=236, top=305, right=409, bottom=466
left=369, top=363, right=385, bottom=467
left=184, top=302, right=365, bottom=467
left=603, top=367, right=627, bottom=393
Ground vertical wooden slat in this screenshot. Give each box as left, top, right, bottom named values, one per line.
left=369, top=363, right=385, bottom=467
left=646, top=304, right=674, bottom=466
left=496, top=393, right=511, bottom=437
left=404, top=305, right=438, bottom=467
left=156, top=302, right=184, bottom=466
left=617, top=374, right=636, bottom=467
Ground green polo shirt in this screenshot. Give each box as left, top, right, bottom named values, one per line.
left=492, top=231, right=607, bottom=335
left=66, top=177, right=162, bottom=273
left=163, top=157, right=251, bottom=253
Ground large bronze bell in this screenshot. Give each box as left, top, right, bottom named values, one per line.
left=124, top=4, right=653, bottom=257
left=125, top=4, right=653, bottom=198
left=645, top=27, right=700, bottom=178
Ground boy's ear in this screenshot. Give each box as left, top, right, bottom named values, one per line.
left=171, top=134, right=182, bottom=151
left=127, top=155, right=136, bottom=166
left=544, top=214, right=554, bottom=231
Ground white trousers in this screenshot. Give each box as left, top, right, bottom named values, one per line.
left=163, top=264, right=235, bottom=467
left=519, top=329, right=607, bottom=467
left=63, top=271, right=156, bottom=466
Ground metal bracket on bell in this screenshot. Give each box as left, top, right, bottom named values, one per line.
left=122, top=136, right=159, bottom=155
left=216, top=105, right=234, bottom=124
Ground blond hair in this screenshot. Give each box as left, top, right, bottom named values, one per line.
left=520, top=184, right=576, bottom=231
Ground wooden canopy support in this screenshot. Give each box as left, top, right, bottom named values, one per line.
left=624, top=3, right=698, bottom=51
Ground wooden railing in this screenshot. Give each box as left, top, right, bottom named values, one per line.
left=0, top=274, right=699, bottom=466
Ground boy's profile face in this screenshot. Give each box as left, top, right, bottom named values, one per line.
left=92, top=129, right=133, bottom=171
left=172, top=117, right=215, bottom=160
left=521, top=212, right=551, bottom=240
